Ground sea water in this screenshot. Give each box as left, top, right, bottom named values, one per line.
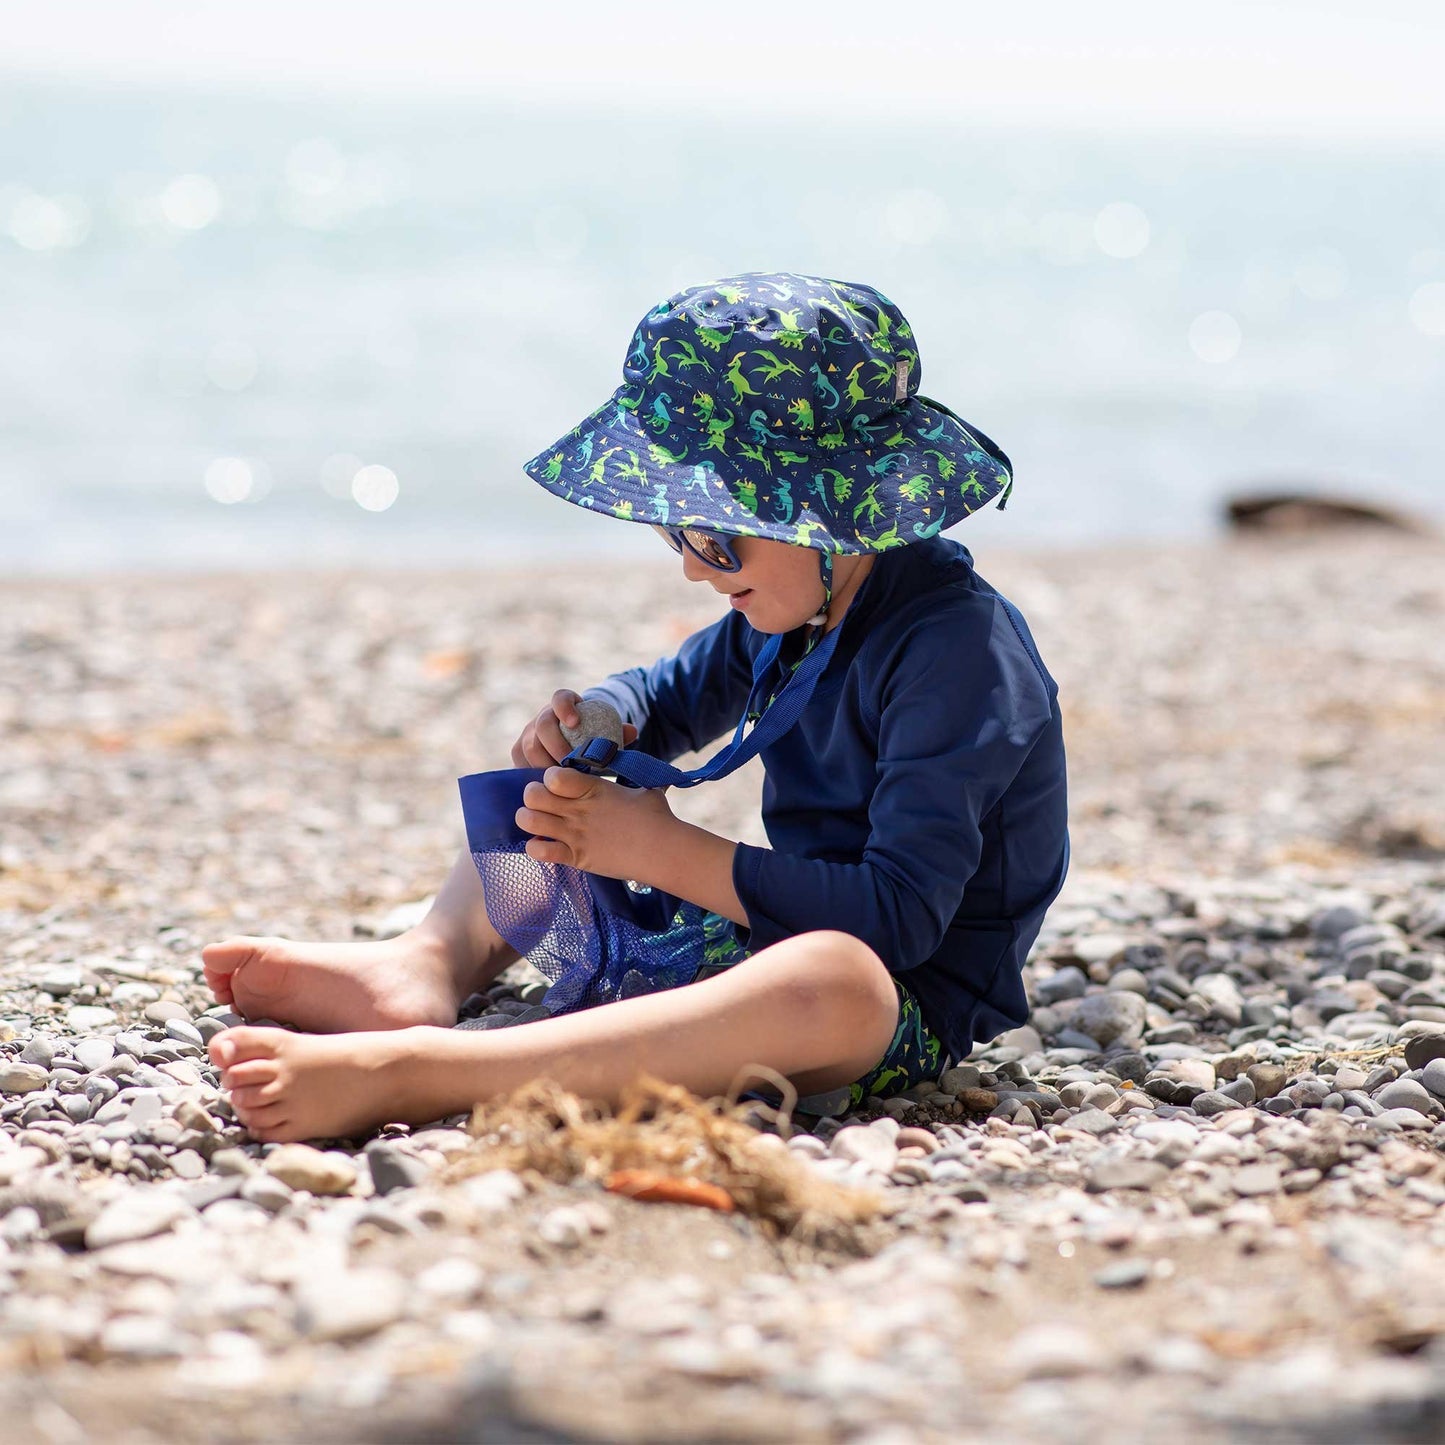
left=1, top=75, right=1442, bottom=575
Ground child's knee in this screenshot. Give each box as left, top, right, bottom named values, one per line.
left=783, top=930, right=897, bottom=1032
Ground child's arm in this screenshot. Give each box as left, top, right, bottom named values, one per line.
left=583, top=609, right=760, bottom=763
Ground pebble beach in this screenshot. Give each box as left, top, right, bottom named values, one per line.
left=3, top=529, right=1445, bottom=1443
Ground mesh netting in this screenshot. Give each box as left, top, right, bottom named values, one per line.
left=459, top=768, right=738, bottom=1015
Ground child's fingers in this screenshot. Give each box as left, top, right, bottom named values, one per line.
left=542, top=765, right=597, bottom=799
left=515, top=805, right=566, bottom=838
left=550, top=688, right=582, bottom=728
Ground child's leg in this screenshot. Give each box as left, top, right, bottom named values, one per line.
left=201, top=846, right=519, bottom=1034
left=210, top=930, right=899, bottom=1143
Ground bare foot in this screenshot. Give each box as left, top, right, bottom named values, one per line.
left=210, top=1025, right=434, bottom=1142
left=201, top=930, right=465, bottom=1035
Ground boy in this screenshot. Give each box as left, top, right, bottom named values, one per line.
left=203, top=272, right=1068, bottom=1142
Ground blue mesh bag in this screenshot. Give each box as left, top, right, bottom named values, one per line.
left=457, top=618, right=843, bottom=1020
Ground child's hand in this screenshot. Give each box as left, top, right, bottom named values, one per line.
left=515, top=765, right=676, bottom=880
left=511, top=689, right=638, bottom=768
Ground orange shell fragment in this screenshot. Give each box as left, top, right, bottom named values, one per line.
left=604, top=1169, right=736, bottom=1213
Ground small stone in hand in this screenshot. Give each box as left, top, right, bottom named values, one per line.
left=559, top=698, right=625, bottom=751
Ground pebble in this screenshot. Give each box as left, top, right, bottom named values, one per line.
left=263, top=1144, right=359, bottom=1196
left=364, top=1142, right=430, bottom=1195
left=1420, top=1059, right=1445, bottom=1100
left=85, top=1191, right=194, bottom=1249
left=1402, top=1031, right=1445, bottom=1070
left=1094, top=1259, right=1151, bottom=1289
left=830, top=1125, right=899, bottom=1173
left=19, top=1037, right=56, bottom=1068
left=66, top=1005, right=117, bottom=1030
left=938, top=1065, right=982, bottom=1094
left=99, top=1314, right=187, bottom=1359
left=293, top=1268, right=407, bottom=1342
left=1373, top=1079, right=1435, bottom=1117
left=1071, top=991, right=1147, bottom=1047
left=144, top=1001, right=194, bottom=1025
left=1086, top=1159, right=1170, bottom=1193
left=1016, top=1324, right=1108, bottom=1377
left=73, top=1037, right=116, bottom=1071
left=1191, top=1090, right=1244, bottom=1117
left=1232, top=1164, right=1284, bottom=1196
left=0, top=1062, right=51, bottom=1094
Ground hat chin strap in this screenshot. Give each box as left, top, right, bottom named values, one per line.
left=805, top=551, right=834, bottom=628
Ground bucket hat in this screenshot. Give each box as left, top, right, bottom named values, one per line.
left=522, top=271, right=1013, bottom=555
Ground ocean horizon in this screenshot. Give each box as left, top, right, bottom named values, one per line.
left=2, top=73, right=1442, bottom=576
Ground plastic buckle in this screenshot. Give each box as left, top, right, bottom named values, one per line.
left=559, top=736, right=620, bottom=777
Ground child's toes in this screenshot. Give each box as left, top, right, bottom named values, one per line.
left=222, top=1059, right=279, bottom=1090
left=230, top=1081, right=283, bottom=1109
left=236, top=1103, right=289, bottom=1139
left=212, top=1025, right=284, bottom=1066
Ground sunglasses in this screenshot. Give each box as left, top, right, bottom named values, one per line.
left=650, top=524, right=742, bottom=573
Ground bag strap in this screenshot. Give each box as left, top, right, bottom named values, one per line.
left=560, top=621, right=843, bottom=791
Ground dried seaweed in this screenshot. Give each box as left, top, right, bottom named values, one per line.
left=442, top=1072, right=883, bottom=1245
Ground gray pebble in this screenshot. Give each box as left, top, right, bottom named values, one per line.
left=164, top=1018, right=205, bottom=1047
left=364, top=1141, right=430, bottom=1195
left=1067, top=1108, right=1119, bottom=1137
left=559, top=697, right=625, bottom=750
left=1373, top=1078, right=1435, bottom=1116
left=239, top=1173, right=294, bottom=1213
left=1232, top=1164, right=1283, bottom=1196
left=1072, top=991, right=1147, bottom=1047
left=1403, top=1031, right=1445, bottom=1071
left=1086, top=1158, right=1169, bottom=1192
left=1420, top=1058, right=1445, bottom=1100
left=1094, top=1259, right=1151, bottom=1289
left=143, top=1001, right=193, bottom=1026
left=73, top=1037, right=116, bottom=1071
left=1192, top=1090, right=1244, bottom=1117
left=19, top=1036, right=57, bottom=1068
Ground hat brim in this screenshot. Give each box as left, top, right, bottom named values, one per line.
left=522, top=385, right=1011, bottom=554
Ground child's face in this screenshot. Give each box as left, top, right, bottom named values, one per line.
left=676, top=534, right=829, bottom=633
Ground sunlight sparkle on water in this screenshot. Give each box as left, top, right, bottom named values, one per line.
left=5, top=192, right=91, bottom=250
left=205, top=341, right=259, bottom=392
left=1188, top=310, right=1242, bottom=364
left=285, top=138, right=346, bottom=197
left=1093, top=202, right=1150, bottom=259
left=204, top=458, right=254, bottom=504
left=351, top=464, right=400, bottom=512
left=160, top=174, right=222, bottom=232
left=1409, top=282, right=1445, bottom=336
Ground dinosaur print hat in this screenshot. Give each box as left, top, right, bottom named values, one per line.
left=522, top=271, right=1014, bottom=555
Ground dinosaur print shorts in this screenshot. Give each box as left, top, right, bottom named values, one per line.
left=692, top=909, right=947, bottom=1109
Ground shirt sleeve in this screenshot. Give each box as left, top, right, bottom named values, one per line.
left=730, top=599, right=1056, bottom=969
left=583, top=609, right=760, bottom=764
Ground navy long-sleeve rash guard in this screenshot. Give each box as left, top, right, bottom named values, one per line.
left=583, top=535, right=1069, bottom=1064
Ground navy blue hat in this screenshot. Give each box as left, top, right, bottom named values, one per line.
left=523, top=271, right=1013, bottom=554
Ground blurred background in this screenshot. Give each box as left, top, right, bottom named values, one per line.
left=1, top=0, right=1442, bottom=576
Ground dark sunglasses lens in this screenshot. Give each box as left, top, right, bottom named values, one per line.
left=684, top=529, right=738, bottom=570
left=651, top=524, right=683, bottom=554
